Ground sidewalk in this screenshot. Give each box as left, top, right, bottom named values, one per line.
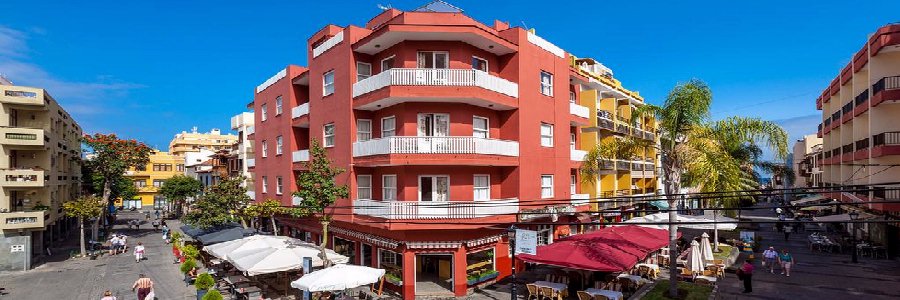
left=715, top=202, right=900, bottom=299
left=0, top=210, right=194, bottom=299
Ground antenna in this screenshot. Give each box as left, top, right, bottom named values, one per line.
left=520, top=21, right=530, bottom=31
left=377, top=4, right=392, bottom=10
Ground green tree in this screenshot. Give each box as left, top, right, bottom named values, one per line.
left=184, top=176, right=251, bottom=229
left=82, top=134, right=151, bottom=230
left=201, top=289, right=223, bottom=300
left=244, top=199, right=289, bottom=236
left=293, top=140, right=349, bottom=267
left=159, top=175, right=203, bottom=217
left=580, top=79, right=787, bottom=297
left=62, top=195, right=105, bottom=256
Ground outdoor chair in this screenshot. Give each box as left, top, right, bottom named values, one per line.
left=577, top=291, right=593, bottom=300
left=707, top=265, right=725, bottom=279
left=594, top=282, right=605, bottom=289
left=609, top=283, right=622, bottom=292
left=526, top=284, right=540, bottom=300
left=638, top=266, right=651, bottom=278
left=712, top=259, right=725, bottom=266
left=540, top=286, right=561, bottom=300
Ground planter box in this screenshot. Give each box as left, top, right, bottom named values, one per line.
left=467, top=272, right=499, bottom=286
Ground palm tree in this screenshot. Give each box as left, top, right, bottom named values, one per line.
left=580, top=79, right=787, bottom=297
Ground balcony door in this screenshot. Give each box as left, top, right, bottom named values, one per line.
left=419, top=175, right=449, bottom=202
left=417, top=113, right=449, bottom=153
left=416, top=51, right=449, bottom=84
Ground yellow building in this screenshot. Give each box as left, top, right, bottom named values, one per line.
left=168, top=128, right=238, bottom=156
left=569, top=56, right=660, bottom=218
left=120, top=151, right=183, bottom=209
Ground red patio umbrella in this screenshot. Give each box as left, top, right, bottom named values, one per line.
left=517, top=226, right=670, bottom=272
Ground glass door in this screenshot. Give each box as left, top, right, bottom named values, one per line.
left=419, top=176, right=449, bottom=218
left=417, top=113, right=449, bottom=152
left=416, top=51, right=449, bottom=84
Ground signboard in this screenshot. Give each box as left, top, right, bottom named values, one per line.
left=10, top=245, right=25, bottom=252
left=514, top=229, right=537, bottom=255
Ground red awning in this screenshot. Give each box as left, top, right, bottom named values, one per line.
left=517, top=226, right=671, bottom=272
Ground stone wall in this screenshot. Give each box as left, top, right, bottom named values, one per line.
left=0, top=235, right=32, bottom=272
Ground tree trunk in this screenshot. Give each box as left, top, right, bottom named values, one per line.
left=270, top=216, right=278, bottom=236
left=95, top=180, right=113, bottom=240
left=319, top=219, right=331, bottom=268
left=663, top=158, right=681, bottom=298
left=78, top=217, right=86, bottom=256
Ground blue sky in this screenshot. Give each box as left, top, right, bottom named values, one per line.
left=1, top=0, right=898, bottom=150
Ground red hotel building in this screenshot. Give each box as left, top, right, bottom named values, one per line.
left=249, top=3, right=654, bottom=298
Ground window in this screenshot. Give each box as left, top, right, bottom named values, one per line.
left=261, top=140, right=268, bottom=157
left=262, top=176, right=268, bottom=193
left=540, top=123, right=554, bottom=147
left=381, top=116, right=395, bottom=138
left=570, top=175, right=577, bottom=194
left=419, top=176, right=449, bottom=201
left=176, top=164, right=184, bottom=172
left=276, top=136, right=283, bottom=155
left=472, top=56, right=488, bottom=72
left=473, top=116, right=489, bottom=139
left=417, top=113, right=449, bottom=137
left=276, top=176, right=283, bottom=195
left=323, top=70, right=335, bottom=96
left=153, top=195, right=168, bottom=210
left=416, top=51, right=449, bottom=69
left=569, top=91, right=576, bottom=103
left=357, top=62, right=372, bottom=81
left=541, top=175, right=554, bottom=198
left=153, top=179, right=165, bottom=188
left=378, top=249, right=402, bottom=268
left=261, top=104, right=268, bottom=121
left=151, top=164, right=172, bottom=172
left=570, top=132, right=576, bottom=150
left=540, top=71, right=553, bottom=96
left=357, top=175, right=372, bottom=200
left=382, top=175, right=397, bottom=201
left=380, top=56, right=395, bottom=73
left=357, top=119, right=372, bottom=142
left=134, top=180, right=147, bottom=188
left=537, top=225, right=553, bottom=245
left=473, top=175, right=490, bottom=201
left=323, top=123, right=335, bottom=147
left=275, top=96, right=283, bottom=115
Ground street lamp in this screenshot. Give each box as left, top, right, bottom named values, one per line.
left=507, top=224, right=517, bottom=300
left=849, top=211, right=859, bottom=263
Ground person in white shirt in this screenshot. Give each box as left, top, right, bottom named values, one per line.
left=762, top=246, right=778, bottom=273
left=109, top=235, right=120, bottom=255
left=134, top=242, right=145, bottom=263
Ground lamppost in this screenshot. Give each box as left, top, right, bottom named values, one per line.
left=849, top=211, right=859, bottom=263
left=507, top=224, right=517, bottom=300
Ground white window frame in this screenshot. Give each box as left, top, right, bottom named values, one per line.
left=382, top=175, right=397, bottom=201
left=323, top=70, right=335, bottom=96
left=416, top=51, right=449, bottom=69
left=570, top=174, right=577, bottom=194
left=381, top=116, right=396, bottom=138
left=540, top=71, right=553, bottom=96
left=276, top=176, right=283, bottom=195
left=537, top=225, right=553, bottom=245
left=357, top=119, right=372, bottom=142
left=540, top=123, right=554, bottom=147
left=570, top=132, right=576, bottom=150
left=541, top=175, right=554, bottom=199
left=378, top=249, right=399, bottom=267
left=569, top=91, right=576, bottom=103
left=261, top=176, right=268, bottom=194
left=276, top=135, right=283, bottom=155
left=323, top=123, right=335, bottom=147
left=472, top=56, right=488, bottom=72
left=261, top=104, right=268, bottom=121
left=473, top=174, right=490, bottom=201
left=357, top=175, right=372, bottom=200
left=357, top=62, right=372, bottom=82
left=380, top=55, right=395, bottom=73
left=275, top=95, right=283, bottom=115
left=261, top=140, right=268, bottom=158
left=473, top=116, right=489, bottom=139
left=417, top=175, right=450, bottom=202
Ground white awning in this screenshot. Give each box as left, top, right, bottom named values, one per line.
left=791, top=194, right=826, bottom=206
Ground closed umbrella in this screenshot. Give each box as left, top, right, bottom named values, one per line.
left=686, top=240, right=704, bottom=274
left=291, top=264, right=386, bottom=292
left=700, top=232, right=715, bottom=263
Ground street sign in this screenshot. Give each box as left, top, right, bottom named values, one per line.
left=514, top=229, right=537, bottom=255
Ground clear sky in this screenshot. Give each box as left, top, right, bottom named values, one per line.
left=1, top=0, right=898, bottom=150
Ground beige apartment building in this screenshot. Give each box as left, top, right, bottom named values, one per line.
left=792, top=134, right=823, bottom=188
left=815, top=23, right=899, bottom=255
left=168, top=127, right=238, bottom=156
left=0, top=80, right=82, bottom=270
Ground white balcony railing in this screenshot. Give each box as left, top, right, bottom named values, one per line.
left=246, top=126, right=255, bottom=135
left=291, top=103, right=309, bottom=119
left=571, top=194, right=591, bottom=206
left=352, top=68, right=519, bottom=98
left=352, top=136, right=519, bottom=157
left=246, top=158, right=255, bottom=168
left=312, top=31, right=343, bottom=58
left=353, top=198, right=519, bottom=219
left=569, top=102, right=590, bottom=119
left=292, top=150, right=309, bottom=163
left=570, top=149, right=588, bottom=161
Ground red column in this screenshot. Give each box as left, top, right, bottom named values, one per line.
left=453, top=247, right=467, bottom=297
left=401, top=250, right=416, bottom=300
left=496, top=241, right=511, bottom=279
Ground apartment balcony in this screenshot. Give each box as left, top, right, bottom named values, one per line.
left=823, top=119, right=832, bottom=135
left=840, top=102, right=853, bottom=124
left=872, top=131, right=900, bottom=158
left=352, top=136, right=519, bottom=166
left=0, top=210, right=48, bottom=230
left=615, top=123, right=630, bottom=135
left=853, top=89, right=869, bottom=116
left=817, top=123, right=823, bottom=138
left=854, top=138, right=869, bottom=160
left=841, top=143, right=854, bottom=162
left=292, top=150, right=310, bottom=163
left=596, top=110, right=614, bottom=131
left=1, top=86, right=47, bottom=108
left=246, top=126, right=255, bottom=136
left=569, top=102, right=590, bottom=125
left=570, top=149, right=587, bottom=162
left=872, top=76, right=900, bottom=107
left=615, top=160, right=630, bottom=171
left=831, top=111, right=842, bottom=129
left=0, top=169, right=46, bottom=189
left=871, top=186, right=900, bottom=212
left=291, top=103, right=310, bottom=128
left=571, top=194, right=591, bottom=206
left=352, top=198, right=519, bottom=220
left=0, top=127, right=46, bottom=149
left=352, top=68, right=518, bottom=110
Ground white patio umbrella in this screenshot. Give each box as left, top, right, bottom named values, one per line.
left=227, top=242, right=349, bottom=276
left=623, top=213, right=738, bottom=231
left=291, top=264, right=386, bottom=292
left=686, top=240, right=704, bottom=274
left=203, top=235, right=295, bottom=260
left=700, top=232, right=715, bottom=263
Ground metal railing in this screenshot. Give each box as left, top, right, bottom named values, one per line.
left=352, top=136, right=519, bottom=157
left=855, top=138, right=869, bottom=151
left=873, top=131, right=900, bottom=146
left=855, top=89, right=869, bottom=106
left=872, top=75, right=900, bottom=95
left=352, top=68, right=519, bottom=98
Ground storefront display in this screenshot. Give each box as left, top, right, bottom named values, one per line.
left=379, top=249, right=403, bottom=286
left=465, top=248, right=497, bottom=286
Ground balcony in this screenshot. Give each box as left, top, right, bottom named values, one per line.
left=1, top=86, right=46, bottom=108
left=291, top=103, right=309, bottom=119
left=246, top=126, right=255, bottom=136
left=0, top=127, right=45, bottom=148
left=871, top=186, right=900, bottom=212
left=817, top=123, right=823, bottom=138
left=246, top=158, right=255, bottom=168
left=854, top=138, right=869, bottom=160
left=570, top=149, right=587, bottom=162
left=841, top=102, right=853, bottom=124
left=872, top=131, right=900, bottom=158
left=352, top=136, right=519, bottom=166
left=571, top=194, right=591, bottom=206
left=352, top=68, right=518, bottom=110
left=831, top=111, right=842, bottom=129
left=872, top=76, right=900, bottom=107
left=615, top=160, right=630, bottom=171
left=352, top=198, right=519, bottom=219
left=597, top=110, right=614, bottom=131
left=854, top=89, right=869, bottom=116
left=0, top=210, right=48, bottom=230
left=292, top=150, right=310, bottom=163
left=615, top=123, right=630, bottom=135
left=823, top=118, right=832, bottom=135
left=841, top=143, right=854, bottom=162
left=0, top=169, right=46, bottom=188
left=569, top=102, right=590, bottom=123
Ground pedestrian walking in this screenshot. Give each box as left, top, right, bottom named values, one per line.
left=134, top=242, right=145, bottom=263
left=784, top=224, right=793, bottom=241
left=152, top=219, right=160, bottom=232
left=739, top=259, right=754, bottom=293
left=161, top=224, right=169, bottom=242
left=778, top=249, right=795, bottom=276
left=762, top=246, right=778, bottom=273
left=108, top=235, right=120, bottom=256
left=154, top=210, right=160, bottom=219
left=100, top=290, right=116, bottom=300
left=145, top=211, right=151, bottom=221
left=131, top=274, right=153, bottom=300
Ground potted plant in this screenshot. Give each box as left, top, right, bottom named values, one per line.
left=180, top=258, right=197, bottom=274
left=384, top=273, right=402, bottom=285
left=194, top=273, right=216, bottom=300
left=201, top=289, right=223, bottom=300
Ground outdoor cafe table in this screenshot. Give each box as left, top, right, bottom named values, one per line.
left=635, top=263, right=660, bottom=276
left=533, top=281, right=568, bottom=295
left=235, top=285, right=261, bottom=300
left=616, top=274, right=650, bottom=284
left=584, top=288, right=624, bottom=300
left=695, top=275, right=717, bottom=283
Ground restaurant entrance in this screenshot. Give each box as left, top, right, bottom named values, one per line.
left=415, top=254, right=454, bottom=296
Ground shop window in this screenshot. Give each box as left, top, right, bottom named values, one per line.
left=333, top=237, right=357, bottom=265
left=379, top=249, right=403, bottom=285
left=537, top=225, right=553, bottom=245
left=153, top=195, right=168, bottom=210
left=466, top=248, right=497, bottom=286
